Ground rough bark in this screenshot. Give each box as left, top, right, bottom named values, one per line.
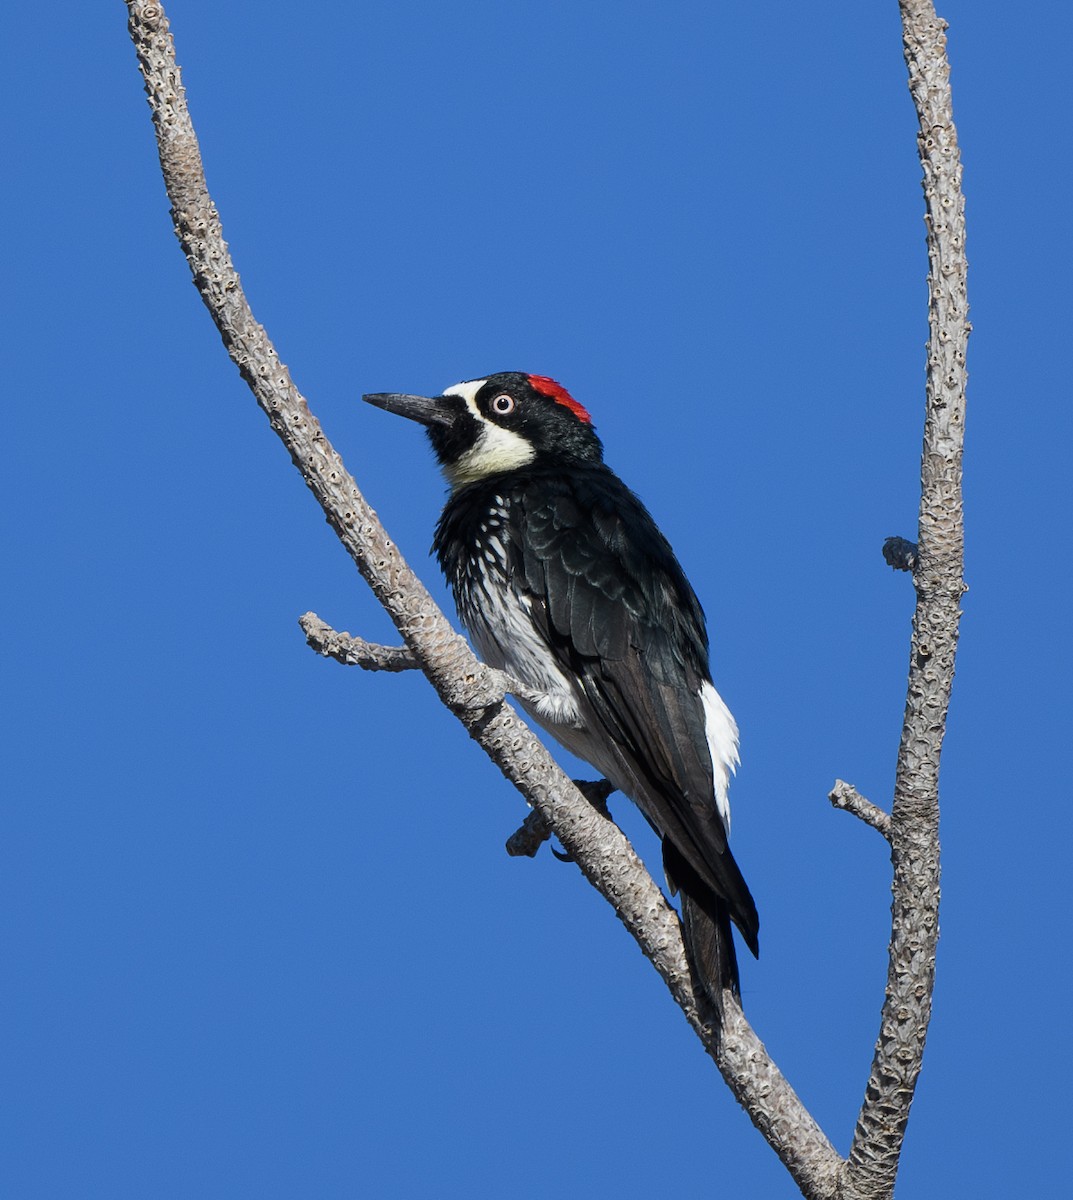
left=124, top=3, right=966, bottom=1197
left=838, top=4, right=968, bottom=1197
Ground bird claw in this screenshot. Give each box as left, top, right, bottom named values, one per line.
left=551, top=779, right=614, bottom=863
left=505, top=779, right=614, bottom=862
left=574, top=778, right=614, bottom=819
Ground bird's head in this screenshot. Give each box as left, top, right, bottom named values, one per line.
left=364, top=372, right=603, bottom=489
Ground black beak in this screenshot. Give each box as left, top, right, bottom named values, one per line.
left=362, top=392, right=455, bottom=428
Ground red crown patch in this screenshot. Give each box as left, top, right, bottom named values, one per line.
left=526, top=375, right=592, bottom=424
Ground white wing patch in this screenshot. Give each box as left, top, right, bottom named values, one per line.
left=700, top=680, right=739, bottom=833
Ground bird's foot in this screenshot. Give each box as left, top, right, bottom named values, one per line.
left=551, top=779, right=614, bottom=862
left=506, top=779, right=614, bottom=860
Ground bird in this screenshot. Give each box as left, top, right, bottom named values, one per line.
left=363, top=371, right=758, bottom=1026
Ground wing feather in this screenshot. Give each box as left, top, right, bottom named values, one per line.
left=507, top=468, right=758, bottom=951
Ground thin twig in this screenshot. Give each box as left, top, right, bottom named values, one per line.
left=300, top=612, right=418, bottom=672
left=505, top=809, right=555, bottom=857
left=300, top=612, right=551, bottom=712
left=829, top=781, right=893, bottom=842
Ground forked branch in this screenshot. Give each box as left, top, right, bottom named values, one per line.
left=125, top=3, right=965, bottom=1197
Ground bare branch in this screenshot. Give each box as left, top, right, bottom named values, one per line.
left=299, top=612, right=558, bottom=713
left=299, top=612, right=418, bottom=672
left=829, top=781, right=893, bottom=842
left=504, top=809, right=555, bottom=858
left=512, top=780, right=615, bottom=860
left=124, top=3, right=842, bottom=1192
left=840, top=4, right=968, bottom=1197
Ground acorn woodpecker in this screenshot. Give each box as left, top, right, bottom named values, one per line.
left=364, top=372, right=758, bottom=1024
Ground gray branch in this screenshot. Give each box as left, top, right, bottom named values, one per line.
left=124, top=2, right=841, bottom=1194
left=839, top=4, right=968, bottom=1198
left=507, top=779, right=615, bottom=860
left=300, top=612, right=555, bottom=714
left=829, top=781, right=893, bottom=842
left=504, top=808, right=555, bottom=858
left=300, top=612, right=418, bottom=672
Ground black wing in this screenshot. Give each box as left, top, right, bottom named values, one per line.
left=509, top=466, right=759, bottom=953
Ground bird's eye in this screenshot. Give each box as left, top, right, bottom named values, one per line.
left=490, top=393, right=515, bottom=415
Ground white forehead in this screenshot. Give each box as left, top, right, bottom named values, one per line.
left=442, top=378, right=488, bottom=411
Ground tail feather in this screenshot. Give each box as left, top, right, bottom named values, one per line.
left=664, top=839, right=756, bottom=1031
left=680, top=891, right=739, bottom=1028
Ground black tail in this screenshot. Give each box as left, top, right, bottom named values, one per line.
left=663, top=840, right=757, bottom=1032
left=680, top=891, right=740, bottom=1028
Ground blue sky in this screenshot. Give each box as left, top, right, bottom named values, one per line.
left=4, top=2, right=1069, bottom=1196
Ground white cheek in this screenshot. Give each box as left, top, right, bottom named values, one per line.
left=441, top=378, right=535, bottom=486
left=445, top=422, right=536, bottom=487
